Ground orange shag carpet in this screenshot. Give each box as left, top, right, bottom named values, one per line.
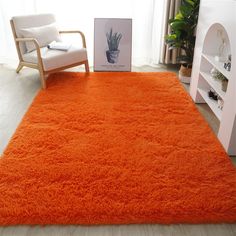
left=0, top=72, right=236, bottom=225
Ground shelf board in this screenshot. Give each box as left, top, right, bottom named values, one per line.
left=197, top=88, right=222, bottom=121
left=199, top=71, right=226, bottom=100
left=202, top=53, right=231, bottom=80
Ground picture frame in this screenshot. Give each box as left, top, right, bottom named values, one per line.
left=94, top=18, right=132, bottom=72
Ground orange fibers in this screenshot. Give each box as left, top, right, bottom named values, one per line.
left=0, top=72, right=236, bottom=225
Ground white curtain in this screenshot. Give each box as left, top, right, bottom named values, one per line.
left=0, top=0, right=166, bottom=66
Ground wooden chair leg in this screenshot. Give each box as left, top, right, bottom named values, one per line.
left=85, top=60, right=90, bottom=73
left=39, top=69, right=46, bottom=89
left=16, top=63, right=23, bottom=73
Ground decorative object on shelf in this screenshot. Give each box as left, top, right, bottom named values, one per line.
left=208, top=88, right=218, bottom=101
left=165, top=0, right=200, bottom=84
left=214, top=29, right=227, bottom=62
left=210, top=67, right=218, bottom=78
left=211, top=69, right=225, bottom=80
left=218, top=97, right=224, bottom=110
left=224, top=54, right=231, bottom=71
left=221, top=78, right=228, bottom=92
left=210, top=68, right=228, bottom=92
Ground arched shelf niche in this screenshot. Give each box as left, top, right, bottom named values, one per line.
left=203, top=23, right=231, bottom=65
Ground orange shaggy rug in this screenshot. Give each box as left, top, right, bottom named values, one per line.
left=0, top=72, right=236, bottom=225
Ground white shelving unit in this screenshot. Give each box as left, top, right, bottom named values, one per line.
left=190, top=0, right=236, bottom=155
left=197, top=43, right=230, bottom=121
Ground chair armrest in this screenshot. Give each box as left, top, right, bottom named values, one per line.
left=16, top=37, right=40, bottom=50
left=59, top=30, right=87, bottom=48
left=15, top=37, right=42, bottom=62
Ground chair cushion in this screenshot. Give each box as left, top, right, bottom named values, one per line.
left=20, top=24, right=61, bottom=52
left=12, top=14, right=56, bottom=54
left=22, top=45, right=88, bottom=71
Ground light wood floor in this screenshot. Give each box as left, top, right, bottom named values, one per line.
left=0, top=62, right=235, bottom=236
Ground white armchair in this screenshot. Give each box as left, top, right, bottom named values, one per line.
left=10, top=14, right=89, bottom=89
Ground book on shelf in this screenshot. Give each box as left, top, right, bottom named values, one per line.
left=47, top=41, right=71, bottom=51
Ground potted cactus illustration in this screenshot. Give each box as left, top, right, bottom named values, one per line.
left=106, top=28, right=122, bottom=64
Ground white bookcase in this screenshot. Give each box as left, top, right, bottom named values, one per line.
left=190, top=0, right=236, bottom=155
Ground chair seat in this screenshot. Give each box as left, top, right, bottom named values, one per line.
left=23, top=45, right=88, bottom=71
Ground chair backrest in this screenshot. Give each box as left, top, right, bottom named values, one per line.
left=11, top=14, right=56, bottom=54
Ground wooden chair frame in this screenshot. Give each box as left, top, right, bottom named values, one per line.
left=10, top=20, right=90, bottom=89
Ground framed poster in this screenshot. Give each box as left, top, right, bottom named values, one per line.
left=94, top=18, right=132, bottom=71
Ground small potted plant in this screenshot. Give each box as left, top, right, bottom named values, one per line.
left=106, top=28, right=122, bottom=64
left=165, top=0, right=200, bottom=83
